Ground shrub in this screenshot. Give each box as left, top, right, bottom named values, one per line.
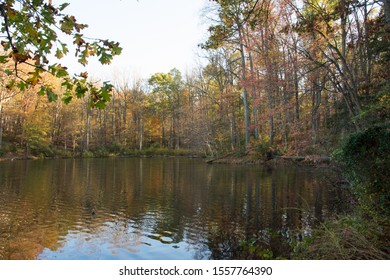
left=293, top=215, right=389, bottom=259
left=0, top=141, right=11, bottom=157
left=30, top=144, right=54, bottom=158
left=92, top=147, right=110, bottom=157
left=82, top=150, right=94, bottom=158
left=338, top=124, right=390, bottom=215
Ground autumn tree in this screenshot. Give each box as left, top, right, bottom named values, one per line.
left=293, top=0, right=387, bottom=130
left=203, top=0, right=264, bottom=147
left=148, top=69, right=184, bottom=149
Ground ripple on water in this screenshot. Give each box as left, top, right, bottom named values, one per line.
left=160, top=236, right=173, bottom=244
left=162, top=230, right=175, bottom=237
left=144, top=232, right=159, bottom=240
left=143, top=231, right=175, bottom=245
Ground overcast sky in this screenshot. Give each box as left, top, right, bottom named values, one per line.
left=52, top=0, right=209, bottom=81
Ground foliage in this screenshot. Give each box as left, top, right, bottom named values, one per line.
left=202, top=0, right=261, bottom=50
left=91, top=146, right=111, bottom=157
left=239, top=238, right=275, bottom=260
left=81, top=150, right=94, bottom=158
left=253, top=142, right=277, bottom=159
left=0, top=0, right=389, bottom=161
left=148, top=69, right=184, bottom=149
left=337, top=124, right=390, bottom=216
left=0, top=0, right=121, bottom=107
left=292, top=215, right=390, bottom=260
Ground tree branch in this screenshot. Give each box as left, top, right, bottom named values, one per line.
left=0, top=3, right=16, bottom=51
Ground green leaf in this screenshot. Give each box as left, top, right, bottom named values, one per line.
left=61, top=78, right=73, bottom=90
left=49, top=64, right=68, bottom=78
left=62, top=95, right=73, bottom=104
left=38, top=86, right=58, bottom=102
left=60, top=16, right=75, bottom=35
left=99, top=52, right=113, bottom=65
left=94, top=100, right=106, bottom=109
left=78, top=56, right=88, bottom=66
left=60, top=42, right=69, bottom=55
left=4, top=69, right=13, bottom=76
left=102, top=81, right=114, bottom=91
left=59, top=3, right=71, bottom=11
left=101, top=90, right=112, bottom=102
left=46, top=88, right=58, bottom=102
left=38, top=86, right=46, bottom=96
left=75, top=82, right=88, bottom=98
left=0, top=55, right=9, bottom=63
left=56, top=65, right=69, bottom=77
left=17, top=81, right=28, bottom=91
left=111, top=42, right=122, bottom=55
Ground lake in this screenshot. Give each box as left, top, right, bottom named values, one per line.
left=0, top=157, right=341, bottom=259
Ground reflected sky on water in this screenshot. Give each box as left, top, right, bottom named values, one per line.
left=0, top=158, right=340, bottom=259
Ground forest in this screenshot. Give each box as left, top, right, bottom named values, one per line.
left=0, top=0, right=388, bottom=160
left=0, top=0, right=389, bottom=259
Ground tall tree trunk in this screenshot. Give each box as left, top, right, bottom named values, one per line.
left=139, top=97, right=143, bottom=151
left=248, top=50, right=260, bottom=140
left=293, top=47, right=300, bottom=121
left=311, top=78, right=321, bottom=144
left=238, top=25, right=250, bottom=147
left=86, top=107, right=91, bottom=150
left=161, top=112, right=166, bottom=147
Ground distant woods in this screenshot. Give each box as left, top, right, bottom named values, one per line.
left=0, top=0, right=389, bottom=158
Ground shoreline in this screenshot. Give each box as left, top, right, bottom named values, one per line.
left=0, top=152, right=333, bottom=168
left=206, top=154, right=332, bottom=167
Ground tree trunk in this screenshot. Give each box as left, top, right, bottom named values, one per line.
left=293, top=53, right=300, bottom=121
left=139, top=98, right=143, bottom=151
left=248, top=50, right=260, bottom=140
left=86, top=105, right=91, bottom=151
left=238, top=25, right=250, bottom=147
left=311, top=80, right=321, bottom=144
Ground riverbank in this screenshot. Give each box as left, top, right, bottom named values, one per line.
left=0, top=144, right=332, bottom=166
left=0, top=147, right=204, bottom=162
left=207, top=154, right=332, bottom=166
left=205, top=146, right=332, bottom=167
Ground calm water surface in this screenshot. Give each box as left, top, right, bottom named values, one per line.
left=0, top=157, right=340, bottom=259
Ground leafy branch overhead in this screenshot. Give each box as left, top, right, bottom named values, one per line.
left=0, top=0, right=122, bottom=107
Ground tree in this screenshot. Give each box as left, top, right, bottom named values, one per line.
left=0, top=62, right=18, bottom=149
left=203, top=0, right=262, bottom=147
left=293, top=0, right=380, bottom=130
left=148, top=69, right=183, bottom=149
left=0, top=0, right=122, bottom=107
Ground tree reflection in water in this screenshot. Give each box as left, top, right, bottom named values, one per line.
left=0, top=158, right=340, bottom=259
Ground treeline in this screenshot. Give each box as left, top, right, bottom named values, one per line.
left=0, top=0, right=389, bottom=158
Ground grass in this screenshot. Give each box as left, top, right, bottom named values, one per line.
left=293, top=213, right=389, bottom=260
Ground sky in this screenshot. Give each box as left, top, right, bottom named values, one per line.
left=52, top=0, right=210, bottom=82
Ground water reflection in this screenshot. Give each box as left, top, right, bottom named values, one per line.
left=0, top=158, right=336, bottom=259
